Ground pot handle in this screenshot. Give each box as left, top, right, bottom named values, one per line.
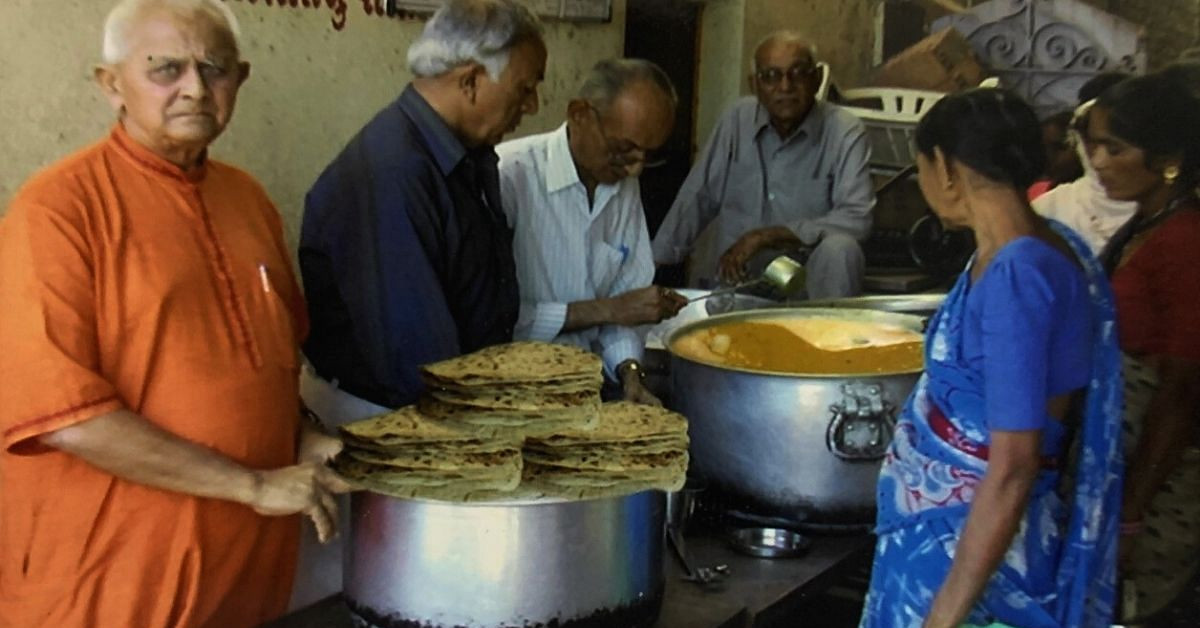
left=826, top=382, right=896, bottom=461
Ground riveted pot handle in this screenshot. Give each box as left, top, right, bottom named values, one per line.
left=826, top=382, right=896, bottom=461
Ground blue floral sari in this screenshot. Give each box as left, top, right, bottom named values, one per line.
left=859, top=222, right=1124, bottom=628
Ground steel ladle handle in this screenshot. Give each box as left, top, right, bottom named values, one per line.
left=667, top=524, right=698, bottom=578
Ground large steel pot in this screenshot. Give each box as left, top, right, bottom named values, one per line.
left=666, top=308, right=925, bottom=525
left=345, top=491, right=664, bottom=628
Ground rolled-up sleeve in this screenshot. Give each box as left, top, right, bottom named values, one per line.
left=516, top=301, right=568, bottom=342
left=789, top=120, right=875, bottom=245
left=0, top=200, right=124, bottom=455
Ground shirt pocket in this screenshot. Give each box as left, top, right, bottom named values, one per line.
left=788, top=175, right=834, bottom=220
left=247, top=262, right=300, bottom=372
left=590, top=241, right=628, bottom=297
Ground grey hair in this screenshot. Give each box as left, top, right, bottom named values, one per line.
left=578, top=58, right=678, bottom=114
left=752, top=30, right=818, bottom=72
left=102, top=0, right=242, bottom=64
left=407, top=0, right=543, bottom=81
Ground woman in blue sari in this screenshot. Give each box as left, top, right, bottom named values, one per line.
left=859, top=89, right=1124, bottom=628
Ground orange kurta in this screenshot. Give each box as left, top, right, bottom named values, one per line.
left=0, top=125, right=307, bottom=627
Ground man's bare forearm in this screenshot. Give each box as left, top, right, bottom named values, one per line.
left=41, top=409, right=262, bottom=506
left=757, top=225, right=803, bottom=249
left=564, top=298, right=613, bottom=332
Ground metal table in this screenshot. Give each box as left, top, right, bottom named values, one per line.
left=265, top=532, right=872, bottom=628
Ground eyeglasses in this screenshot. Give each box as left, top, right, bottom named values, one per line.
left=755, top=64, right=818, bottom=88
left=588, top=104, right=663, bottom=169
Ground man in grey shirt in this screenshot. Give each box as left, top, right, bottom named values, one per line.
left=652, top=31, right=875, bottom=298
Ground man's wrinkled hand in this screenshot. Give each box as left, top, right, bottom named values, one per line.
left=248, top=463, right=353, bottom=543
left=718, top=231, right=767, bottom=284
left=298, top=427, right=344, bottom=466
left=609, top=285, right=688, bottom=326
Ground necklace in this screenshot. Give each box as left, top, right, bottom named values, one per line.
left=1132, top=192, right=1196, bottom=235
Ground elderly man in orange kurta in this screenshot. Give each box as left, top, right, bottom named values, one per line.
left=0, top=1, right=350, bottom=626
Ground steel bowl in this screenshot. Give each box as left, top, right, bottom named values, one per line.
left=665, top=475, right=707, bottom=533
left=727, top=527, right=810, bottom=558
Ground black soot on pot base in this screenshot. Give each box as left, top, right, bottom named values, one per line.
left=346, top=586, right=664, bottom=628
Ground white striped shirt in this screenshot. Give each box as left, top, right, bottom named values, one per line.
left=497, top=124, right=653, bottom=372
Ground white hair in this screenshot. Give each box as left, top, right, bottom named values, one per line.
left=578, top=58, right=678, bottom=114
left=102, top=0, right=242, bottom=64
left=752, top=31, right=818, bottom=72
left=407, top=0, right=542, bottom=81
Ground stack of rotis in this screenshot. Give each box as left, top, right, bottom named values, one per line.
left=335, top=406, right=524, bottom=501
left=523, top=401, right=690, bottom=500
left=417, top=341, right=604, bottom=437
left=334, top=341, right=689, bottom=502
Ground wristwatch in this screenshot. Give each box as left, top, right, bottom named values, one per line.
left=617, top=359, right=646, bottom=382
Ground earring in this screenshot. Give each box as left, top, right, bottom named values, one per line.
left=1164, top=165, right=1180, bottom=184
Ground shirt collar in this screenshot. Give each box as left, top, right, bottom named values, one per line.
left=545, top=123, right=581, bottom=194
left=398, top=84, right=468, bottom=176
left=753, top=100, right=827, bottom=144
left=108, top=122, right=208, bottom=184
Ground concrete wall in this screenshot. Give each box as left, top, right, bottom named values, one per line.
left=695, top=0, right=746, bottom=149
left=693, top=0, right=882, bottom=145
left=1108, top=0, right=1199, bottom=68
left=741, top=0, right=880, bottom=89
left=0, top=0, right=628, bottom=248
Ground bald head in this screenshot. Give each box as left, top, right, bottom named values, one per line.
left=751, top=31, right=821, bottom=136
left=753, top=31, right=816, bottom=73
left=103, top=0, right=241, bottom=64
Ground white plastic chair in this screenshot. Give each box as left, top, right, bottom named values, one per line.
left=814, top=61, right=833, bottom=101
left=836, top=86, right=946, bottom=170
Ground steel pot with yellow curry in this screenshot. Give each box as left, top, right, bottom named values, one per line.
left=665, top=308, right=925, bottom=525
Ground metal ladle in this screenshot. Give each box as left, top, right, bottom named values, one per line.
left=667, top=525, right=729, bottom=586
left=690, top=255, right=807, bottom=315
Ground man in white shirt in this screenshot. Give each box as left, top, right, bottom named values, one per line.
left=498, top=58, right=686, bottom=405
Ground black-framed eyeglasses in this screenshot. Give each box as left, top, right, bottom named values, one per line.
left=755, top=64, right=818, bottom=87
left=587, top=104, right=663, bottom=169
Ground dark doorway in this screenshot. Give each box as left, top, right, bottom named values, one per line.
left=624, top=0, right=702, bottom=239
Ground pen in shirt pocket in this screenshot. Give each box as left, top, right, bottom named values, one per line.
left=258, top=262, right=273, bottom=294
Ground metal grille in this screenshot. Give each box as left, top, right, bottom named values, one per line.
left=935, top=0, right=1145, bottom=117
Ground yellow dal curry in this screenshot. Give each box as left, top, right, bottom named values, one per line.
left=670, top=317, right=924, bottom=375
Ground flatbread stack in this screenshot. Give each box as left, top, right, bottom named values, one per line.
left=521, top=401, right=690, bottom=500
left=418, top=341, right=604, bottom=437
left=333, top=406, right=525, bottom=501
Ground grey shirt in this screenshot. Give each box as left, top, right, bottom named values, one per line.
left=652, top=97, right=874, bottom=281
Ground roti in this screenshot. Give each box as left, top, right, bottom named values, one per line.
left=526, top=401, right=687, bottom=446
left=338, top=406, right=482, bottom=445
left=421, top=341, right=602, bottom=385
left=523, top=448, right=688, bottom=473
left=344, top=446, right=521, bottom=471
left=425, top=387, right=600, bottom=412
left=418, top=396, right=600, bottom=426
left=334, top=454, right=522, bottom=490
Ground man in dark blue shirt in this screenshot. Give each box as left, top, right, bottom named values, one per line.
left=299, top=0, right=547, bottom=410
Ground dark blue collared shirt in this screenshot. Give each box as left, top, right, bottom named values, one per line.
left=300, top=85, right=519, bottom=408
